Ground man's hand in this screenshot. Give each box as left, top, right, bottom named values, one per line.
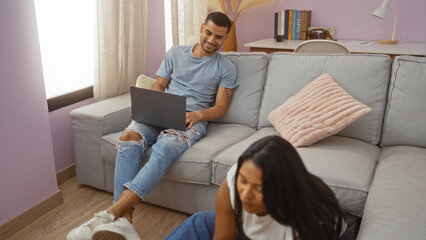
left=186, top=111, right=202, bottom=129
left=184, top=87, right=234, bottom=129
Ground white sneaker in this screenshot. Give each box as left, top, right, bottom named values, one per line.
left=66, top=210, right=115, bottom=240
left=92, top=217, right=141, bottom=240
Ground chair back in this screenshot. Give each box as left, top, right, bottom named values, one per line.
left=294, top=40, right=350, bottom=54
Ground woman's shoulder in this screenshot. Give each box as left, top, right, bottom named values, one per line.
left=226, top=164, right=238, bottom=192
left=226, top=164, right=238, bottom=209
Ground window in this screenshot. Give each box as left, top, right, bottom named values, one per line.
left=34, top=0, right=96, bottom=99
left=163, top=0, right=209, bottom=49
left=164, top=0, right=173, bottom=52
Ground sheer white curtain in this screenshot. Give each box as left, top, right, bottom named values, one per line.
left=95, top=0, right=148, bottom=101
left=170, top=0, right=211, bottom=46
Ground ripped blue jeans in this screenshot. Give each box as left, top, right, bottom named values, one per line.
left=113, top=120, right=207, bottom=203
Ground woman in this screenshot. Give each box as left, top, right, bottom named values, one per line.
left=166, top=136, right=346, bottom=240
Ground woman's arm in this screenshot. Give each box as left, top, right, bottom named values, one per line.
left=214, top=179, right=238, bottom=240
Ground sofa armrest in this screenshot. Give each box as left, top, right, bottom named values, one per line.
left=70, top=93, right=131, bottom=189
left=357, top=146, right=426, bottom=239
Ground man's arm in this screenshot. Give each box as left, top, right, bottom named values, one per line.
left=214, top=179, right=238, bottom=240
left=152, top=76, right=170, bottom=92
left=186, top=86, right=234, bottom=128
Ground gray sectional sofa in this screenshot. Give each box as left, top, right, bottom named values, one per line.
left=70, top=53, right=426, bottom=239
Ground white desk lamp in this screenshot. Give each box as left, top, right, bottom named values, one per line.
left=373, top=0, right=398, bottom=44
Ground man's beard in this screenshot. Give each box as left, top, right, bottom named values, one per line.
left=201, top=40, right=220, bottom=53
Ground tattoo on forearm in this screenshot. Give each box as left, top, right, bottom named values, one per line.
left=224, top=89, right=233, bottom=103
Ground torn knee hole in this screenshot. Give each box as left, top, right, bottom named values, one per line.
left=162, top=130, right=179, bottom=137
left=162, top=130, right=188, bottom=139
left=119, top=130, right=143, bottom=141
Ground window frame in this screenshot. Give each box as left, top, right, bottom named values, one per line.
left=47, top=86, right=93, bottom=112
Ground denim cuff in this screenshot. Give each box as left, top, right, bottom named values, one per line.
left=123, top=182, right=147, bottom=201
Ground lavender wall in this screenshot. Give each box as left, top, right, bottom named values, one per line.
left=0, top=0, right=58, bottom=225
left=237, top=0, right=426, bottom=51
left=49, top=99, right=93, bottom=172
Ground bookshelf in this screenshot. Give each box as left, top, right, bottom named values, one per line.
left=274, top=10, right=311, bottom=41
left=244, top=38, right=426, bottom=60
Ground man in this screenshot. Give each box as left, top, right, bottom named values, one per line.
left=67, top=11, right=237, bottom=240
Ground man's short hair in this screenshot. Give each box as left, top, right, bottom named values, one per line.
left=204, top=11, right=232, bottom=34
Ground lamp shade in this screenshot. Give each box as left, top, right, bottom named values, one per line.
left=373, top=6, right=387, bottom=19
left=373, top=0, right=392, bottom=19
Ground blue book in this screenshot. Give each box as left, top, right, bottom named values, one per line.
left=296, top=10, right=301, bottom=40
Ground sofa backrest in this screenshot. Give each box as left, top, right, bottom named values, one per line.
left=211, top=52, right=269, bottom=128
left=258, top=53, right=392, bottom=145
left=381, top=56, right=426, bottom=148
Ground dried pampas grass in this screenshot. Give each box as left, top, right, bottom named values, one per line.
left=203, top=0, right=277, bottom=22
left=203, top=0, right=227, bottom=13
left=235, top=0, right=273, bottom=21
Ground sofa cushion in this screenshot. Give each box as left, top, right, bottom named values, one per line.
left=213, top=129, right=380, bottom=217
left=101, top=123, right=256, bottom=185
left=258, top=53, right=391, bottom=145
left=212, top=127, right=279, bottom=185
left=381, top=56, right=426, bottom=148
left=357, top=146, right=426, bottom=240
left=296, top=136, right=380, bottom=217
left=268, top=73, right=371, bottom=147
left=211, top=52, right=269, bottom=128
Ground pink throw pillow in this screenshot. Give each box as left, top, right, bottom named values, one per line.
left=268, top=73, right=371, bottom=147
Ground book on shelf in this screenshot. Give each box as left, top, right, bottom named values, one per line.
left=301, top=10, right=312, bottom=40
left=307, top=11, right=312, bottom=40
left=288, top=10, right=293, bottom=40
left=284, top=10, right=289, bottom=40
left=281, top=10, right=285, bottom=39
left=277, top=12, right=282, bottom=35
left=296, top=10, right=301, bottom=40
left=274, top=12, right=278, bottom=39
left=291, top=10, right=297, bottom=40
left=274, top=11, right=284, bottom=40
left=274, top=9, right=312, bottom=41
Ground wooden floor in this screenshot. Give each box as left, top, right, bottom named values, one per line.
left=6, top=177, right=190, bottom=240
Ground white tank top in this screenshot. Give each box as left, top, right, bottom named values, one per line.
left=227, top=164, right=295, bottom=240
left=227, top=164, right=347, bottom=240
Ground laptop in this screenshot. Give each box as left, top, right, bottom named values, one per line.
left=130, top=86, right=187, bottom=131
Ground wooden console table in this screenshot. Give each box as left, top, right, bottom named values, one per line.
left=244, top=38, right=426, bottom=60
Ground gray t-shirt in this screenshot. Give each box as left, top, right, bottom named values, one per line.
left=156, top=45, right=238, bottom=112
